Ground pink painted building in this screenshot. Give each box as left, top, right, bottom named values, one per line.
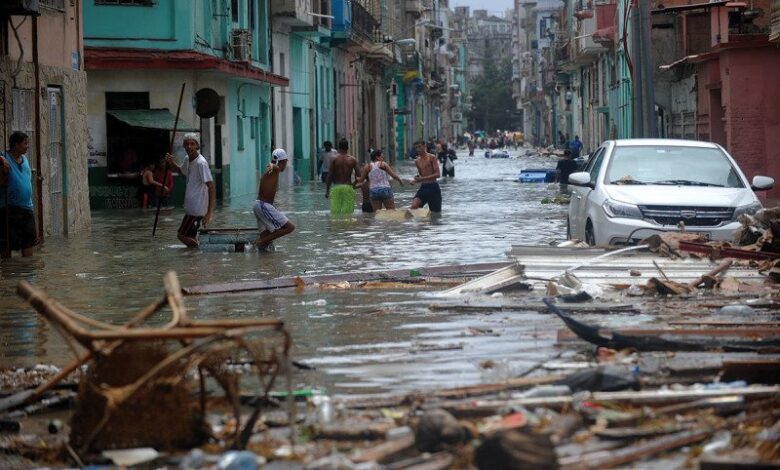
left=656, top=0, right=780, bottom=199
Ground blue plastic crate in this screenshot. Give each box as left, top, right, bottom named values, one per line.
left=518, top=169, right=557, bottom=183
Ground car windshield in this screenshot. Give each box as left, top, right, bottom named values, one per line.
left=605, top=146, right=745, bottom=188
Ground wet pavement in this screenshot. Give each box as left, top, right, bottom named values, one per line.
left=0, top=149, right=570, bottom=397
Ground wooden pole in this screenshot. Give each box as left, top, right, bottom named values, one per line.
left=153, top=82, right=186, bottom=236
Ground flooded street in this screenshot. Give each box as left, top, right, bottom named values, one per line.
left=0, top=150, right=569, bottom=397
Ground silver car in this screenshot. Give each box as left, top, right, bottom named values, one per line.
left=566, top=139, right=775, bottom=246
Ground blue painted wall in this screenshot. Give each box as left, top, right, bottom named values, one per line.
left=227, top=80, right=271, bottom=198
left=289, top=34, right=313, bottom=182
left=84, top=0, right=270, bottom=69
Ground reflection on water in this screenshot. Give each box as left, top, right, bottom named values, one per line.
left=0, top=150, right=569, bottom=395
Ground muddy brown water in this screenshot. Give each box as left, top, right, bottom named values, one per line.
left=0, top=150, right=570, bottom=397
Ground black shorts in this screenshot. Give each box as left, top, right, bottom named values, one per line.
left=414, top=182, right=442, bottom=212
left=177, top=214, right=203, bottom=238
left=0, top=205, right=36, bottom=251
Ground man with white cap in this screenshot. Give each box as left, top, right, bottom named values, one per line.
left=165, top=133, right=215, bottom=247
left=253, top=148, right=295, bottom=249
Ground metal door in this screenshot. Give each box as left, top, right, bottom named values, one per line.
left=48, top=87, right=64, bottom=235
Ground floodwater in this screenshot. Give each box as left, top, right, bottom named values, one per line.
left=0, top=149, right=570, bottom=397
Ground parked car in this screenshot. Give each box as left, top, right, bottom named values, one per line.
left=566, top=139, right=774, bottom=246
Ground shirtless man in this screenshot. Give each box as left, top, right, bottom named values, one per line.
left=253, top=148, right=295, bottom=249
left=410, top=140, right=442, bottom=212
left=325, top=139, right=362, bottom=215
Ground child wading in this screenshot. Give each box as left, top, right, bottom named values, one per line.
left=253, top=149, right=295, bottom=250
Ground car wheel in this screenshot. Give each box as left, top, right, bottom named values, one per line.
left=585, top=221, right=596, bottom=246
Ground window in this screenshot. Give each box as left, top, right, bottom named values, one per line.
left=40, top=0, right=65, bottom=11
left=248, top=0, right=255, bottom=30
left=237, top=115, right=244, bottom=150
left=231, top=0, right=239, bottom=23
left=95, top=0, right=156, bottom=5
left=605, top=146, right=744, bottom=188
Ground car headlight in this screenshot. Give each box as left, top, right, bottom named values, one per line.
left=733, top=201, right=762, bottom=220
left=603, top=199, right=643, bottom=219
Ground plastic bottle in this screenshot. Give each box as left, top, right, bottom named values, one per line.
left=216, top=450, right=258, bottom=470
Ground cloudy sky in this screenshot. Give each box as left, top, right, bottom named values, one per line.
left=450, top=0, right=514, bottom=16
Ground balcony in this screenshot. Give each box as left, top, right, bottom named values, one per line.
left=271, top=0, right=313, bottom=27
left=593, top=1, right=617, bottom=47
left=570, top=16, right=607, bottom=64
left=292, top=0, right=331, bottom=37
left=405, top=0, right=423, bottom=17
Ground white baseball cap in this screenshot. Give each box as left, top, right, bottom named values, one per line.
left=272, top=148, right=288, bottom=161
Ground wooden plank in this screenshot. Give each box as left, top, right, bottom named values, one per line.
left=721, top=359, right=780, bottom=383
left=699, top=457, right=780, bottom=470
left=613, top=327, right=780, bottom=338
left=351, top=435, right=415, bottom=463
left=668, top=321, right=780, bottom=327
left=184, top=262, right=514, bottom=295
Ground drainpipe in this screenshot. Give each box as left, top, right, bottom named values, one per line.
left=314, top=51, right=320, bottom=166
left=32, top=15, right=43, bottom=238
left=269, top=0, right=275, bottom=149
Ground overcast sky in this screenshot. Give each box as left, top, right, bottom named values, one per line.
left=450, top=0, right=514, bottom=17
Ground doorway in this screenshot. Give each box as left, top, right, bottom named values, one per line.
left=47, top=87, right=65, bottom=236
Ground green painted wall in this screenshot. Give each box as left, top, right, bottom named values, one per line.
left=84, top=0, right=270, bottom=69
left=227, top=80, right=271, bottom=199
left=290, top=35, right=313, bottom=182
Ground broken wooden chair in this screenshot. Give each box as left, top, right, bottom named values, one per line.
left=16, top=271, right=292, bottom=455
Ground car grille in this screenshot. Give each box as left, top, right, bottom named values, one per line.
left=638, top=205, right=734, bottom=227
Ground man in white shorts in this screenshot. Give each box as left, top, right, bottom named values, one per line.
left=253, top=148, right=295, bottom=250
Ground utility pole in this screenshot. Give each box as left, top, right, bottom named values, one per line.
left=631, top=0, right=657, bottom=137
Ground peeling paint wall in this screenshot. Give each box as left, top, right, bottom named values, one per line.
left=0, top=61, right=91, bottom=236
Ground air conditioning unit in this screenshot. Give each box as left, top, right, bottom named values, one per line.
left=230, top=29, right=253, bottom=62
left=452, top=112, right=463, bottom=122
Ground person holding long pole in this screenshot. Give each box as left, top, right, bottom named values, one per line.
left=0, top=131, right=38, bottom=258
left=165, top=133, right=215, bottom=247
left=153, top=83, right=185, bottom=236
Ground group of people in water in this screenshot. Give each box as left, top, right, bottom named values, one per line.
left=163, top=133, right=447, bottom=250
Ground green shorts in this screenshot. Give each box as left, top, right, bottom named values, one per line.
left=330, top=184, right=356, bottom=215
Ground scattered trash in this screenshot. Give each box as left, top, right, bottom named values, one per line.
left=216, top=450, right=260, bottom=470
left=102, top=447, right=160, bottom=467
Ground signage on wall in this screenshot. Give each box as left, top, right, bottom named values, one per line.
left=71, top=51, right=79, bottom=70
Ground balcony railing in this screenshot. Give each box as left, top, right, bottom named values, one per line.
left=351, top=0, right=379, bottom=43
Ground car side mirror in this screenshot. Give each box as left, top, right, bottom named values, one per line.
left=751, top=175, right=774, bottom=191
left=568, top=171, right=593, bottom=188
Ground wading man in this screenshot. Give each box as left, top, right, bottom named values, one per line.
left=0, top=131, right=38, bottom=258
left=325, top=139, right=361, bottom=215
left=254, top=149, right=295, bottom=250
left=410, top=140, right=442, bottom=213
left=166, top=133, right=215, bottom=247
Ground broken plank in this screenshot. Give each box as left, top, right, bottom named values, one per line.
left=428, top=303, right=639, bottom=313
left=184, top=262, right=513, bottom=295
left=573, top=429, right=710, bottom=469
left=699, top=456, right=780, bottom=470
left=351, top=435, right=415, bottom=463
left=313, top=422, right=395, bottom=440
left=721, top=359, right=780, bottom=384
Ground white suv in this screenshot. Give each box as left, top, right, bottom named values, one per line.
left=566, top=139, right=774, bottom=246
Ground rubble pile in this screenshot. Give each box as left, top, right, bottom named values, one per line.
left=2, top=220, right=780, bottom=468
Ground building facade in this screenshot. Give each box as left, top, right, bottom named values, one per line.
left=84, top=0, right=288, bottom=209
left=0, top=0, right=91, bottom=237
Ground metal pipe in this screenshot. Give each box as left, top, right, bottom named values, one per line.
left=32, top=15, right=43, bottom=239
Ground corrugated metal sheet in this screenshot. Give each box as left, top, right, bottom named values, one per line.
left=508, top=245, right=766, bottom=286
left=771, top=0, right=780, bottom=42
